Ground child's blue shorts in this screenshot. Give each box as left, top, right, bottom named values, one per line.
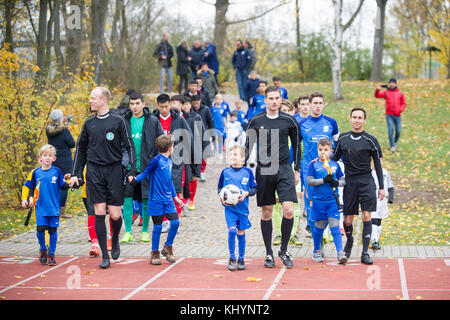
left=147, top=200, right=177, bottom=216
left=225, top=209, right=252, bottom=230
left=36, top=216, right=60, bottom=228
left=311, top=200, right=340, bottom=221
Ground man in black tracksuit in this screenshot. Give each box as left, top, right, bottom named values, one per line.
left=70, top=87, right=137, bottom=269
left=246, top=86, right=301, bottom=269
left=331, top=107, right=385, bottom=265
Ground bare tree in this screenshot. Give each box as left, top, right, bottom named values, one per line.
left=331, top=0, right=365, bottom=100
left=295, top=0, right=304, bottom=77
left=370, top=0, right=388, bottom=82
left=90, top=0, right=109, bottom=85
left=64, top=0, right=85, bottom=77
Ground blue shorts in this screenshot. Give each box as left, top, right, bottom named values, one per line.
left=225, top=210, right=252, bottom=230
left=36, top=216, right=60, bottom=228
left=311, top=200, right=340, bottom=222
left=147, top=200, right=177, bottom=216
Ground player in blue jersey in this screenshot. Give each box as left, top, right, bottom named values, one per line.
left=298, top=92, right=339, bottom=241
left=245, top=80, right=267, bottom=122
left=272, top=76, right=288, bottom=99
left=130, top=135, right=184, bottom=265
left=307, top=139, right=347, bottom=264
left=211, top=95, right=228, bottom=156
left=22, top=144, right=70, bottom=266
left=218, top=145, right=257, bottom=271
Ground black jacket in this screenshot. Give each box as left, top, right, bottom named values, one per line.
left=153, top=41, right=174, bottom=68
left=181, top=110, right=205, bottom=178
left=46, top=123, right=75, bottom=174
left=176, top=45, right=190, bottom=75
left=152, top=108, right=194, bottom=196
left=188, top=46, right=205, bottom=72
left=124, top=107, right=165, bottom=199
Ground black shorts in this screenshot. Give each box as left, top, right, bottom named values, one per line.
left=255, top=163, right=298, bottom=207
left=343, top=173, right=377, bottom=215
left=86, top=162, right=125, bottom=206
left=124, top=180, right=142, bottom=201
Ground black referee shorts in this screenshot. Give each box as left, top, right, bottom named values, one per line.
left=86, top=162, right=125, bottom=206
left=255, top=163, right=298, bottom=207
left=343, top=173, right=377, bottom=215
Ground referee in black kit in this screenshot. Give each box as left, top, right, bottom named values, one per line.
left=246, top=86, right=301, bottom=269
left=331, top=107, right=385, bottom=265
left=70, top=87, right=137, bottom=269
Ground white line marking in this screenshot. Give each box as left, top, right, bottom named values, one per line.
left=121, top=257, right=185, bottom=300
left=0, top=256, right=79, bottom=294
left=262, top=267, right=287, bottom=300
left=444, top=259, right=450, bottom=266
left=398, top=258, right=409, bottom=300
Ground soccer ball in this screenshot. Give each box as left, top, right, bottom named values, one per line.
left=219, top=184, right=241, bottom=206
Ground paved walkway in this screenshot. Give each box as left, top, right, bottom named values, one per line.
left=1, top=94, right=448, bottom=260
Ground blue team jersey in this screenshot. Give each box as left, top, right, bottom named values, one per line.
left=246, top=94, right=266, bottom=120
left=137, top=153, right=177, bottom=203
left=279, top=87, right=288, bottom=99
left=211, top=105, right=227, bottom=132
left=217, top=167, right=257, bottom=216
left=307, top=159, right=343, bottom=201
left=25, top=166, right=66, bottom=217
left=232, top=109, right=246, bottom=124
left=299, top=114, right=339, bottom=173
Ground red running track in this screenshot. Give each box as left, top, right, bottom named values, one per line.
left=0, top=256, right=449, bottom=300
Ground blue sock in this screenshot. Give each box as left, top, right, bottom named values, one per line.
left=312, top=226, right=325, bottom=253
left=237, top=233, right=246, bottom=260
left=228, top=228, right=237, bottom=260
left=330, top=226, right=343, bottom=254
left=36, top=231, right=46, bottom=251
left=48, top=231, right=58, bottom=256
left=165, top=219, right=180, bottom=246
left=152, top=224, right=162, bottom=251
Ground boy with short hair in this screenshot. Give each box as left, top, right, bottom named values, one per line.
left=307, top=139, right=347, bottom=264
left=211, top=94, right=229, bottom=155
left=232, top=99, right=246, bottom=125
left=22, top=144, right=70, bottom=266
left=218, top=145, right=257, bottom=271
left=273, top=76, right=288, bottom=99
left=245, top=70, right=260, bottom=105
left=246, top=80, right=267, bottom=121
left=130, top=135, right=184, bottom=265
left=225, top=112, right=245, bottom=149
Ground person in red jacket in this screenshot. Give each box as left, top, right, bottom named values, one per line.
left=375, top=78, right=406, bottom=152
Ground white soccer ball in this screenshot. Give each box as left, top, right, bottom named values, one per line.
left=219, top=184, right=241, bottom=206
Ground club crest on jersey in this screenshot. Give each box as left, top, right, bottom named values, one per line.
left=51, top=176, right=57, bottom=184
left=323, top=125, right=329, bottom=132
left=106, top=132, right=114, bottom=140
left=241, top=177, right=249, bottom=185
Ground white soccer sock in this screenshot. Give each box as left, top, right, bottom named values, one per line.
left=371, top=224, right=378, bottom=242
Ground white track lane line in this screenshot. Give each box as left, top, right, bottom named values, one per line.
left=397, top=258, right=410, bottom=300
left=262, top=267, right=287, bottom=300
left=0, top=256, right=79, bottom=294
left=122, top=257, right=186, bottom=300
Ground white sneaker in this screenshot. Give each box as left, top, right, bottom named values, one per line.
left=161, top=220, right=170, bottom=233
left=390, top=145, right=396, bottom=152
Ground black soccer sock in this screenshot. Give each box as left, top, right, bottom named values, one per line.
left=110, top=216, right=123, bottom=241
left=362, top=221, right=372, bottom=254
left=344, top=224, right=354, bottom=243
left=260, top=219, right=273, bottom=256
left=280, top=217, right=293, bottom=253
left=95, top=215, right=108, bottom=258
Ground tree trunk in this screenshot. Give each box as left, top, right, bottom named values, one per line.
left=36, top=0, right=48, bottom=87
left=370, top=0, right=387, bottom=82
left=65, top=0, right=84, bottom=77
left=295, top=0, right=304, bottom=77
left=332, top=0, right=344, bottom=100
left=4, top=0, right=15, bottom=53
left=53, top=0, right=65, bottom=74
left=91, top=0, right=109, bottom=85
left=213, top=0, right=229, bottom=55
left=44, top=0, right=54, bottom=79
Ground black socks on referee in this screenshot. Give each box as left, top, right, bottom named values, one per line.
left=260, top=219, right=273, bottom=256
left=110, top=216, right=122, bottom=241
left=95, top=215, right=108, bottom=258
left=344, top=224, right=353, bottom=244
left=362, top=221, right=372, bottom=254
left=280, top=217, right=293, bottom=253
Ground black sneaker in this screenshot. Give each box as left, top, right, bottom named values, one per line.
left=237, top=259, right=246, bottom=270
left=111, top=235, right=120, bottom=260
left=99, top=256, right=110, bottom=269
left=39, top=249, right=48, bottom=265
left=344, top=240, right=353, bottom=258
left=228, top=258, right=236, bottom=271
left=278, top=250, right=294, bottom=268
left=361, top=253, right=373, bottom=265
left=264, top=254, right=275, bottom=268
left=48, top=255, right=56, bottom=266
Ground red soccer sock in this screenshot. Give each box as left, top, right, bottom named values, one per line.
left=87, top=215, right=97, bottom=242
left=189, top=180, right=198, bottom=201
left=201, top=159, right=207, bottom=173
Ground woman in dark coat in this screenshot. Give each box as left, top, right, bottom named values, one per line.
left=46, top=109, right=75, bottom=218
left=176, top=40, right=191, bottom=94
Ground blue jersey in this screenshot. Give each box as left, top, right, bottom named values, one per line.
left=25, top=166, right=66, bottom=217
left=137, top=153, right=177, bottom=202
left=217, top=167, right=257, bottom=216
left=299, top=114, right=339, bottom=173
left=279, top=87, right=288, bottom=99
left=211, top=104, right=227, bottom=132
left=307, top=159, right=343, bottom=202
left=246, top=94, right=266, bottom=120
left=232, top=109, right=246, bottom=124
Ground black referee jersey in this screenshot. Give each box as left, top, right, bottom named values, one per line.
left=331, top=130, right=384, bottom=189
left=72, top=111, right=137, bottom=178
left=245, top=111, right=301, bottom=172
